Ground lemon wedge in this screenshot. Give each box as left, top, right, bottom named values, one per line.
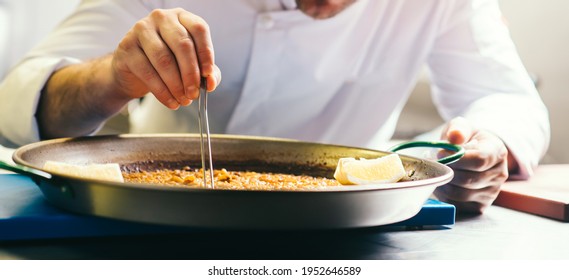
left=333, top=154, right=406, bottom=185
left=43, top=161, right=124, bottom=183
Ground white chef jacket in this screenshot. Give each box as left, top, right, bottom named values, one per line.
left=0, top=0, right=550, bottom=179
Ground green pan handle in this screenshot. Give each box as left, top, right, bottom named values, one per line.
left=0, top=160, right=52, bottom=181
left=389, top=141, right=465, bottom=165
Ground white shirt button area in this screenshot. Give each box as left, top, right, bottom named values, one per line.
left=258, top=14, right=275, bottom=29
left=280, top=0, right=297, bottom=10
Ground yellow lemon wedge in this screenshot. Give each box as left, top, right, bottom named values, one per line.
left=43, top=161, right=124, bottom=183
left=333, top=153, right=406, bottom=185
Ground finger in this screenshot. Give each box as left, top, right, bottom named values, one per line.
left=448, top=136, right=508, bottom=172
left=448, top=150, right=497, bottom=172
left=441, top=117, right=473, bottom=145
left=156, top=11, right=201, bottom=100
left=450, top=160, right=509, bottom=189
left=434, top=183, right=501, bottom=205
left=207, top=64, right=222, bottom=92
left=178, top=12, right=218, bottom=91
left=137, top=14, right=190, bottom=106
left=117, top=40, right=180, bottom=110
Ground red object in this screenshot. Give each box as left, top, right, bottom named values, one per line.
left=494, top=164, right=569, bottom=221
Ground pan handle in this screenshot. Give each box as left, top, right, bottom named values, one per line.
left=388, top=141, right=465, bottom=165
left=0, top=160, right=52, bottom=182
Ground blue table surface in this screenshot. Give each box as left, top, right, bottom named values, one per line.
left=0, top=174, right=455, bottom=240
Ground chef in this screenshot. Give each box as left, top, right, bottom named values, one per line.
left=0, top=0, right=550, bottom=213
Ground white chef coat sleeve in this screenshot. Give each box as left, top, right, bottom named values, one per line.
left=0, top=57, right=81, bottom=147
left=0, top=0, right=153, bottom=147
left=425, top=0, right=550, bottom=179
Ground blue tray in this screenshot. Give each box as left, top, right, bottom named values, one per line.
left=0, top=174, right=455, bottom=240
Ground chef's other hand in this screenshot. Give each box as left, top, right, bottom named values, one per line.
left=112, top=8, right=221, bottom=109
left=433, top=117, right=510, bottom=213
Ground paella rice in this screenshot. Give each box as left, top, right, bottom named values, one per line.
left=122, top=166, right=340, bottom=190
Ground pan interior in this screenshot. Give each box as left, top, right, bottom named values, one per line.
left=13, top=134, right=449, bottom=184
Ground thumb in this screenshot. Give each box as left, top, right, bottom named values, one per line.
left=441, top=117, right=473, bottom=145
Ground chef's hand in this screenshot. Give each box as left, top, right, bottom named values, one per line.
left=433, top=117, right=511, bottom=213
left=111, top=8, right=221, bottom=109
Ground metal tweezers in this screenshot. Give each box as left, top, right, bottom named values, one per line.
left=198, top=77, right=215, bottom=189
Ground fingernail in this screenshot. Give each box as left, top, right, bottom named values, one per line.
left=166, top=99, right=180, bottom=109
left=179, top=96, right=191, bottom=106
left=186, top=86, right=198, bottom=99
